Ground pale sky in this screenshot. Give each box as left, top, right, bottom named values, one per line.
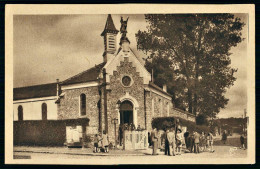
left=13, top=14, right=248, bottom=118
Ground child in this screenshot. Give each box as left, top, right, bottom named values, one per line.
left=93, top=134, right=99, bottom=153
left=97, top=133, right=102, bottom=152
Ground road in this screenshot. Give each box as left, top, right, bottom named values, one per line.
left=13, top=146, right=247, bottom=164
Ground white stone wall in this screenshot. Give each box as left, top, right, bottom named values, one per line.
left=13, top=98, right=58, bottom=121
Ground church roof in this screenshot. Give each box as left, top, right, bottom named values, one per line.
left=14, top=83, right=57, bottom=100
left=61, top=62, right=106, bottom=85
left=148, top=82, right=172, bottom=97
left=101, top=14, right=119, bottom=36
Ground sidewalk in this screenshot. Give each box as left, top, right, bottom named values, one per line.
left=14, top=146, right=154, bottom=156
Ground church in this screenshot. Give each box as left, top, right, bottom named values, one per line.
left=13, top=14, right=195, bottom=147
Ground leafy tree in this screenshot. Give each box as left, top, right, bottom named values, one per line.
left=136, top=14, right=245, bottom=117
left=196, top=114, right=208, bottom=125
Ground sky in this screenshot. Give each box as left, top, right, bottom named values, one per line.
left=13, top=14, right=248, bottom=118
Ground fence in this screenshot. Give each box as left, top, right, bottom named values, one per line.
left=123, top=130, right=148, bottom=150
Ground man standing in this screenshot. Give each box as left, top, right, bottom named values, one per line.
left=222, top=130, right=227, bottom=144
left=164, top=129, right=170, bottom=155
left=240, top=134, right=245, bottom=150
left=184, top=130, right=190, bottom=150
left=167, top=128, right=176, bottom=156
left=208, top=132, right=215, bottom=153
left=151, top=128, right=158, bottom=155
left=194, top=131, right=200, bottom=154
left=188, top=132, right=194, bottom=153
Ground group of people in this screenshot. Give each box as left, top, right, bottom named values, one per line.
left=150, top=127, right=184, bottom=156
left=93, top=130, right=109, bottom=153
left=184, top=131, right=215, bottom=153
left=150, top=127, right=215, bottom=156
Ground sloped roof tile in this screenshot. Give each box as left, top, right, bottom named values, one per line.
left=61, top=62, right=106, bottom=85
left=14, top=83, right=57, bottom=100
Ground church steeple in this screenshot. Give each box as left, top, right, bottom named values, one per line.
left=101, top=14, right=119, bottom=63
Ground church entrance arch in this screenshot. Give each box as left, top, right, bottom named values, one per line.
left=120, top=100, right=133, bottom=125
left=117, top=93, right=139, bottom=127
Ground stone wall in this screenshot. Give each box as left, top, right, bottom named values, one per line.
left=14, top=120, right=66, bottom=146
left=58, top=86, right=100, bottom=129
left=173, top=108, right=196, bottom=122
left=145, top=90, right=174, bottom=131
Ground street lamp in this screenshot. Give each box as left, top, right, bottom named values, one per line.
left=112, top=118, right=118, bottom=149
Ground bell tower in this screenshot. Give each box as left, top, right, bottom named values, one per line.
left=101, top=14, right=119, bottom=63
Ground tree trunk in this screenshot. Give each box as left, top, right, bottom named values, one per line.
left=188, top=89, right=193, bottom=114
left=193, top=94, right=197, bottom=116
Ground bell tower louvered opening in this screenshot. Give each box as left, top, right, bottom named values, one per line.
left=101, top=14, right=119, bottom=62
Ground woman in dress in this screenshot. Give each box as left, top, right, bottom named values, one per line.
left=176, top=129, right=183, bottom=155
left=102, top=130, right=109, bottom=153
left=200, top=132, right=207, bottom=152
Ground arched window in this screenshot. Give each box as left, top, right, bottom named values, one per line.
left=80, top=94, right=86, bottom=116
left=42, top=103, right=47, bottom=120
left=18, top=105, right=23, bottom=121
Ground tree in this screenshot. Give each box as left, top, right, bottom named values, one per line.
left=196, top=114, right=208, bottom=125
left=136, top=14, right=244, bottom=117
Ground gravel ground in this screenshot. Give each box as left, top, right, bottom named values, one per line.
left=13, top=145, right=247, bottom=164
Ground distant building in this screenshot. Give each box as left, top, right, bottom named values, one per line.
left=13, top=14, right=195, bottom=146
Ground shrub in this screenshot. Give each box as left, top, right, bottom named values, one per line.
left=152, top=117, right=210, bottom=133
left=152, top=117, right=175, bottom=131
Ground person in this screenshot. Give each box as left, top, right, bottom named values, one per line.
left=208, top=132, right=215, bottom=153
left=164, top=129, right=170, bottom=155
left=189, top=131, right=195, bottom=153
left=222, top=130, right=227, bottom=144
left=102, top=130, right=109, bottom=153
left=129, top=123, right=136, bottom=131
left=167, top=128, right=176, bottom=156
left=194, top=131, right=200, bottom=154
left=151, top=128, right=158, bottom=155
left=200, top=132, right=207, bottom=152
left=187, top=132, right=194, bottom=153
left=206, top=132, right=210, bottom=149
left=93, top=134, right=99, bottom=153
left=97, top=133, right=103, bottom=152
left=176, top=128, right=183, bottom=155
left=124, top=123, right=129, bottom=131
left=119, top=124, right=123, bottom=146
left=148, top=132, right=151, bottom=147
left=184, top=130, right=190, bottom=150
left=137, top=125, right=141, bottom=131
left=240, top=134, right=246, bottom=150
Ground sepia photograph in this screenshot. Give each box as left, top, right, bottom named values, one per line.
left=5, top=4, right=255, bottom=164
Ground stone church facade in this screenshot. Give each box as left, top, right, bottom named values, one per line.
left=13, top=14, right=195, bottom=146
